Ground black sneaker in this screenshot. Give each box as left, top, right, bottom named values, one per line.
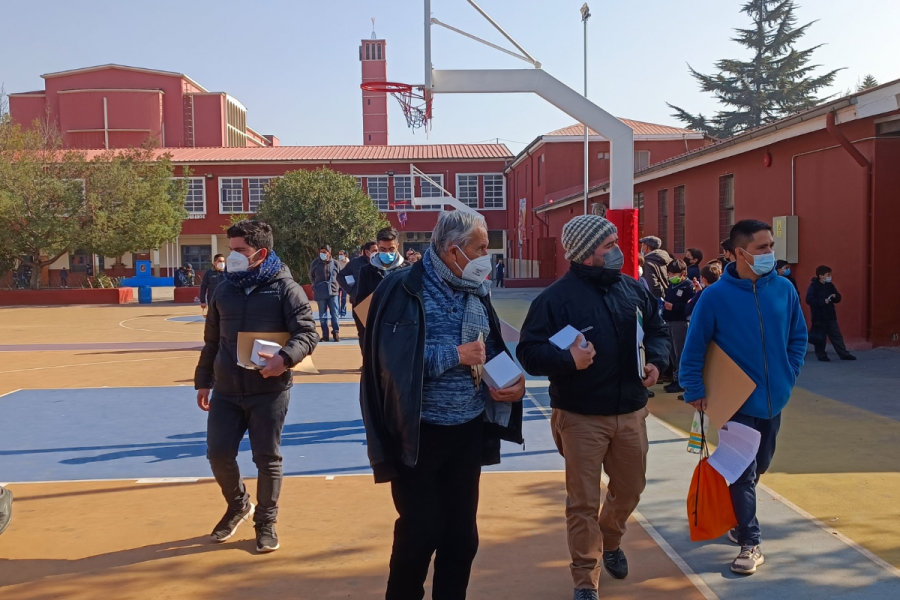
left=647, top=390, right=655, bottom=398
left=818, top=356, right=831, bottom=362
left=603, top=547, right=628, bottom=579
left=256, top=522, right=280, bottom=553
left=677, top=394, right=685, bottom=401
left=210, top=503, right=254, bottom=543
left=573, top=589, right=599, bottom=600
left=0, top=486, right=13, bottom=536
left=840, top=354, right=857, bottom=361
left=664, top=382, right=685, bottom=394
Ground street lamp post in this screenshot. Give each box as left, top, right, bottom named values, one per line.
left=581, top=3, right=591, bottom=215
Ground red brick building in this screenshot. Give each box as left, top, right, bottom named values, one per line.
left=505, top=122, right=709, bottom=282
left=557, top=81, right=900, bottom=348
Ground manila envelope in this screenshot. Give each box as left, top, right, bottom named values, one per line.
left=353, top=294, right=373, bottom=328
left=236, top=331, right=317, bottom=373
left=702, top=341, right=757, bottom=430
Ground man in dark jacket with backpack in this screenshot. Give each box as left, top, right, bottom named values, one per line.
left=308, top=245, right=341, bottom=342
left=805, top=265, right=855, bottom=361
left=518, top=215, right=670, bottom=599
left=195, top=219, right=318, bottom=554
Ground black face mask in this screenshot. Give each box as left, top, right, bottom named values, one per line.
left=570, top=261, right=622, bottom=287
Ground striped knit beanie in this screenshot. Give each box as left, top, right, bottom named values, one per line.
left=561, top=215, right=618, bottom=263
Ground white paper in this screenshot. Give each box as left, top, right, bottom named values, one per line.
left=550, top=325, right=587, bottom=350
left=252, top=339, right=283, bottom=367
left=707, top=421, right=762, bottom=485
left=482, top=353, right=523, bottom=389
left=345, top=275, right=355, bottom=286
left=636, top=308, right=646, bottom=378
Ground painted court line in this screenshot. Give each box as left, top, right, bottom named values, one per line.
left=649, top=413, right=900, bottom=582
left=135, top=477, right=200, bottom=484
left=0, top=355, right=186, bottom=375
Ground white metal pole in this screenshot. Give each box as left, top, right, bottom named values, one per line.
left=582, top=4, right=590, bottom=215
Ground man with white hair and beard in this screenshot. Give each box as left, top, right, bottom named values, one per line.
left=360, top=210, right=525, bottom=600
left=518, top=215, right=670, bottom=600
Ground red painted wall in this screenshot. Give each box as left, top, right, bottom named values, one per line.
left=871, top=138, right=900, bottom=346
left=8, top=95, right=46, bottom=128
left=192, top=94, right=226, bottom=147
left=630, top=118, right=884, bottom=345
left=0, top=288, right=133, bottom=306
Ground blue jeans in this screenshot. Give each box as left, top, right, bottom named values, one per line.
left=728, top=411, right=781, bottom=546
left=317, top=296, right=340, bottom=339
left=339, top=289, right=347, bottom=316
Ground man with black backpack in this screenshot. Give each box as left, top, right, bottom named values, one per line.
left=309, top=244, right=341, bottom=342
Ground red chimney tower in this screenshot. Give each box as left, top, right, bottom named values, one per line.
left=360, top=23, right=388, bottom=146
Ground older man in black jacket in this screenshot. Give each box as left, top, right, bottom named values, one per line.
left=518, top=215, right=669, bottom=600
left=195, top=220, right=318, bottom=554
left=361, top=210, right=524, bottom=600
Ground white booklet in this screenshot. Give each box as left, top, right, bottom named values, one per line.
left=707, top=421, right=762, bottom=485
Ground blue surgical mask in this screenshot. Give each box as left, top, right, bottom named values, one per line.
left=319, top=252, right=328, bottom=261
left=742, top=250, right=775, bottom=276
left=602, top=246, right=625, bottom=271
left=824, top=276, right=832, bottom=283
left=783, top=268, right=791, bottom=276
left=379, top=252, right=396, bottom=265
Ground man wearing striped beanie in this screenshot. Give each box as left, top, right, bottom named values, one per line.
left=517, top=214, right=671, bottom=600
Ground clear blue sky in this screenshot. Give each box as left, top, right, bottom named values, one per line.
left=3, top=0, right=898, bottom=153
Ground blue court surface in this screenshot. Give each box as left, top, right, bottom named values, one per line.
left=0, top=383, right=562, bottom=483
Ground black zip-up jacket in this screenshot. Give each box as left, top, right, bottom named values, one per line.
left=805, top=277, right=842, bottom=323
left=360, top=260, right=524, bottom=483
left=194, top=268, right=319, bottom=395
left=517, top=263, right=670, bottom=416
left=663, top=279, right=695, bottom=322
left=337, top=254, right=368, bottom=303
left=199, top=269, right=226, bottom=304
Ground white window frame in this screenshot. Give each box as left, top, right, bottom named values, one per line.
left=456, top=174, right=479, bottom=209
left=634, top=150, right=651, bottom=172
left=248, top=177, right=273, bottom=213
left=171, top=177, right=206, bottom=218
left=417, top=174, right=444, bottom=210
left=393, top=175, right=413, bottom=210
left=482, top=174, right=505, bottom=209
left=219, top=178, right=244, bottom=214
left=366, top=176, right=390, bottom=211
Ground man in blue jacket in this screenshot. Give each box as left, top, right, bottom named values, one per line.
left=680, top=219, right=807, bottom=576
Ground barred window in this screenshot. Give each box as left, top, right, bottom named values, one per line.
left=457, top=174, right=479, bottom=208
left=719, top=175, right=735, bottom=243
left=418, top=174, right=443, bottom=210
left=483, top=174, right=505, bottom=209
left=674, top=185, right=685, bottom=254
left=220, top=179, right=243, bottom=213
left=657, top=189, right=669, bottom=252
left=367, top=176, right=389, bottom=211
left=248, top=178, right=272, bottom=213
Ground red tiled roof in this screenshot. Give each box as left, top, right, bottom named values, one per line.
left=80, top=144, right=513, bottom=162
left=547, top=119, right=700, bottom=137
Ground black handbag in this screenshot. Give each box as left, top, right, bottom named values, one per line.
left=808, top=324, right=826, bottom=346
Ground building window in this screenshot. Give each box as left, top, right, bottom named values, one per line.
left=487, top=230, right=504, bottom=249
left=537, top=155, right=543, bottom=186
left=355, top=176, right=364, bottom=189
left=674, top=185, right=685, bottom=254
left=634, top=151, right=650, bottom=172
left=377, top=43, right=382, bottom=60
left=418, top=174, right=444, bottom=210
left=516, top=171, right=521, bottom=196
left=719, top=175, right=735, bottom=243
left=657, top=189, right=669, bottom=252
left=393, top=175, right=412, bottom=210
left=248, top=178, right=272, bottom=213
left=598, top=152, right=610, bottom=160
left=483, top=174, right=505, bottom=209
left=70, top=249, right=92, bottom=274
left=220, top=178, right=244, bottom=213
left=367, top=176, right=389, bottom=211
left=182, top=245, right=212, bottom=271
left=177, top=178, right=205, bottom=215
left=457, top=174, right=479, bottom=208
left=634, top=192, right=644, bottom=238
left=366, top=44, right=370, bottom=60
left=525, top=165, right=529, bottom=193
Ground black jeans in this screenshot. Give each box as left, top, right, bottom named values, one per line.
left=728, top=411, right=781, bottom=546
left=386, top=417, right=483, bottom=600
left=813, top=319, right=851, bottom=359
left=207, top=390, right=290, bottom=524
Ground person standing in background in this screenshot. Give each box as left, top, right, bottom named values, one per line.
left=662, top=259, right=694, bottom=394
left=336, top=250, right=350, bottom=317
left=775, top=260, right=798, bottom=295
left=806, top=265, right=855, bottom=362
left=309, top=245, right=341, bottom=342
left=494, top=257, right=505, bottom=288
left=684, top=248, right=703, bottom=281
left=638, top=236, right=671, bottom=299
left=60, top=267, right=69, bottom=288
left=337, top=241, right=377, bottom=348
left=200, top=254, right=226, bottom=311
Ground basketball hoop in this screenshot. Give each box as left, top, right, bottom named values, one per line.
left=361, top=81, right=432, bottom=132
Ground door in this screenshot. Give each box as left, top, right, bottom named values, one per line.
left=537, top=237, right=556, bottom=279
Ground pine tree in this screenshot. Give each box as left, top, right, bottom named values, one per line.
left=857, top=74, right=878, bottom=91
left=668, top=0, right=841, bottom=139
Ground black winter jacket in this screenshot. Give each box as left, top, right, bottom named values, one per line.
left=805, top=278, right=842, bottom=323
left=360, top=260, right=524, bottom=483
left=195, top=268, right=319, bottom=396
left=199, top=269, right=226, bottom=304
left=337, top=255, right=368, bottom=303
left=308, top=257, right=340, bottom=300
left=356, top=255, right=410, bottom=306
left=517, top=263, right=670, bottom=416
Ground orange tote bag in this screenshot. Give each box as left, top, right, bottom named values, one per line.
left=686, top=412, right=737, bottom=542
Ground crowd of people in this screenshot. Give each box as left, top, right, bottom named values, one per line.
left=13, top=206, right=827, bottom=598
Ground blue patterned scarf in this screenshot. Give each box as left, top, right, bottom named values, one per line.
left=423, top=246, right=490, bottom=345
left=223, top=250, right=284, bottom=289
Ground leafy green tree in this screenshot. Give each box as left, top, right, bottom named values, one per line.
left=668, top=0, right=841, bottom=138
left=256, top=168, right=389, bottom=283
left=0, top=116, right=186, bottom=289
left=857, top=74, right=878, bottom=92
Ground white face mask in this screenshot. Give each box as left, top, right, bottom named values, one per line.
left=454, top=246, right=492, bottom=284
left=226, top=249, right=259, bottom=273
left=214, top=261, right=225, bottom=272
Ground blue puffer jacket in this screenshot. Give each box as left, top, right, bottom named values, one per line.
left=679, top=262, right=808, bottom=419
